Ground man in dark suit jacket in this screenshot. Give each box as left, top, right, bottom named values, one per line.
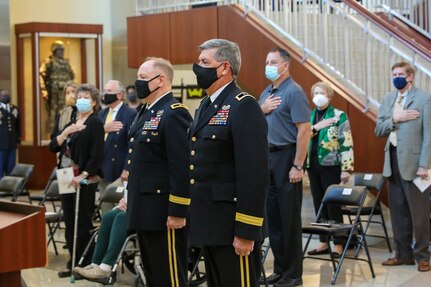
left=0, top=89, right=21, bottom=179
left=126, top=57, right=192, bottom=287
left=98, top=80, right=137, bottom=213
left=375, top=61, right=430, bottom=272
left=189, top=39, right=269, bottom=287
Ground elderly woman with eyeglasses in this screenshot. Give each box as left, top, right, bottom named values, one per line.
left=49, top=83, right=104, bottom=277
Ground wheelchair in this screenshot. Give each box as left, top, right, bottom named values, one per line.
left=76, top=229, right=144, bottom=285
left=76, top=229, right=206, bottom=286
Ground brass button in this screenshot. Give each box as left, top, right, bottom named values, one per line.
left=112, top=158, right=115, bottom=162
left=116, top=131, right=120, bottom=134
left=190, top=179, right=195, bottom=184
left=191, top=150, right=195, bottom=156
left=146, top=138, right=150, bottom=142
left=129, top=149, right=132, bottom=154
left=234, top=197, right=237, bottom=202
left=192, top=136, right=197, bottom=142
left=114, top=144, right=117, bottom=148
left=130, top=137, right=134, bottom=142
left=156, top=189, right=161, bottom=194
left=190, top=165, right=194, bottom=170
left=212, top=135, right=216, bottom=139
left=128, top=160, right=131, bottom=164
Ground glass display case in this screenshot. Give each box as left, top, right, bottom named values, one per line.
left=14, top=22, right=103, bottom=188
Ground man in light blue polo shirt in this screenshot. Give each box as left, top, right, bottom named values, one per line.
left=258, top=47, right=311, bottom=287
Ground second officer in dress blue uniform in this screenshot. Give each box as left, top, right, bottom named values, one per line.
left=126, top=57, right=192, bottom=287
left=189, top=39, right=269, bottom=287
left=0, top=89, right=20, bottom=178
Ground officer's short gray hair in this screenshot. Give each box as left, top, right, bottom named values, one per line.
left=145, top=57, right=174, bottom=84
left=199, top=39, right=241, bottom=78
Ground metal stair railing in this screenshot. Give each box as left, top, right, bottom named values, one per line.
left=360, top=0, right=431, bottom=36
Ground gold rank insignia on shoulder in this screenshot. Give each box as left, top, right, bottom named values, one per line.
left=235, top=92, right=254, bottom=101
left=171, top=103, right=188, bottom=110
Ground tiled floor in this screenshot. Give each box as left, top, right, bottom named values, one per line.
left=16, top=180, right=431, bottom=287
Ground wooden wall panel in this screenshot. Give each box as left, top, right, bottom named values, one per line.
left=170, top=8, right=218, bottom=64
left=348, top=105, right=386, bottom=173
left=127, top=14, right=171, bottom=68
left=18, top=146, right=56, bottom=189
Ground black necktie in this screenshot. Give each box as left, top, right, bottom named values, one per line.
left=201, top=97, right=212, bottom=112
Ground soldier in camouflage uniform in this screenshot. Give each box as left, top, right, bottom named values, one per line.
left=40, top=40, right=75, bottom=132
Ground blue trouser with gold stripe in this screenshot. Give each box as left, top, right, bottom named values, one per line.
left=137, top=227, right=188, bottom=287
left=203, top=242, right=262, bottom=287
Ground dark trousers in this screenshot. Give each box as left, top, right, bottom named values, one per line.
left=92, top=208, right=127, bottom=266
left=0, top=148, right=16, bottom=178
left=203, top=242, right=262, bottom=287
left=137, top=227, right=188, bottom=287
left=388, top=146, right=430, bottom=262
left=267, top=148, right=303, bottom=280
left=307, top=155, right=343, bottom=244
left=60, top=183, right=96, bottom=269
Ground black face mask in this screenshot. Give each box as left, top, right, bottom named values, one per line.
left=103, top=93, right=118, bottom=105
left=192, top=63, right=224, bottom=90
left=135, top=75, right=161, bottom=99
left=0, top=94, right=10, bottom=104
left=127, top=93, right=137, bottom=102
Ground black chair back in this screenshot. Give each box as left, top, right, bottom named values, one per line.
left=10, top=163, right=34, bottom=184
left=100, top=183, right=124, bottom=204
left=321, top=185, right=367, bottom=207
left=353, top=173, right=384, bottom=191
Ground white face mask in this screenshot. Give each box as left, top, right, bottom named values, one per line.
left=312, top=93, right=329, bottom=108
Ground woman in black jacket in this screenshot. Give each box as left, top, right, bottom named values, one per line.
left=49, top=84, right=104, bottom=277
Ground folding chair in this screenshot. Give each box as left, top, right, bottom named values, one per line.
left=303, top=185, right=375, bottom=285
left=0, top=176, right=24, bottom=201
left=342, top=173, right=392, bottom=256
left=40, top=179, right=64, bottom=255
left=30, top=167, right=60, bottom=211
left=9, top=163, right=34, bottom=203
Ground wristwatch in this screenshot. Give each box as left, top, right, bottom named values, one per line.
left=293, top=164, right=303, bottom=171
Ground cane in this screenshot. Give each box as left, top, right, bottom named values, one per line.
left=70, top=182, right=83, bottom=283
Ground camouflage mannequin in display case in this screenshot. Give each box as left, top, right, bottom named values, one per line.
left=40, top=40, right=75, bottom=132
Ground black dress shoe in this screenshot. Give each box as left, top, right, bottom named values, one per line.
left=307, top=248, right=330, bottom=255
left=57, top=270, right=71, bottom=278
left=260, top=273, right=282, bottom=285
left=274, top=277, right=303, bottom=287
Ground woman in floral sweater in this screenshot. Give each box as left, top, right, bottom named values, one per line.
left=306, top=81, right=354, bottom=257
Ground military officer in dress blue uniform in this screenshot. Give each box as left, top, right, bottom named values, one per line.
left=98, top=80, right=137, bottom=213
left=0, top=89, right=21, bottom=179
left=189, top=39, right=269, bottom=287
left=126, top=57, right=192, bottom=287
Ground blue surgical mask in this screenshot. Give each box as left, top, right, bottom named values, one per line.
left=393, top=76, right=408, bottom=90
left=76, top=98, right=92, bottom=113
left=265, top=65, right=280, bottom=81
